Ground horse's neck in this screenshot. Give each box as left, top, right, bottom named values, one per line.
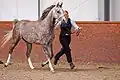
left=42, top=10, right=54, bottom=28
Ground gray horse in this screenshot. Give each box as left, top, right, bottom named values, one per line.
left=0, top=2, right=64, bottom=72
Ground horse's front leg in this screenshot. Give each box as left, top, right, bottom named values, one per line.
left=42, top=44, right=54, bottom=72
left=41, top=43, right=53, bottom=67
left=26, top=42, right=34, bottom=69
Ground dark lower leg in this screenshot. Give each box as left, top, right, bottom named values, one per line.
left=54, top=48, right=65, bottom=65
left=65, top=50, right=75, bottom=69
left=65, top=50, right=72, bottom=63
left=54, top=48, right=65, bottom=60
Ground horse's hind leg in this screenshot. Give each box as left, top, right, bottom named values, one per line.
left=42, top=44, right=54, bottom=72
left=4, top=38, right=20, bottom=67
left=25, top=42, right=34, bottom=69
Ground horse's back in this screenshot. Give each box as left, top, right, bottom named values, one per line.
left=14, top=20, right=41, bottom=43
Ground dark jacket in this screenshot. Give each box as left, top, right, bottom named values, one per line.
left=60, top=18, right=72, bottom=36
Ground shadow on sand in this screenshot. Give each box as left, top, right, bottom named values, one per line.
left=34, top=66, right=110, bottom=72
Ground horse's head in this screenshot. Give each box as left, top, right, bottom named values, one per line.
left=39, top=2, right=64, bottom=26
left=52, top=2, right=64, bottom=25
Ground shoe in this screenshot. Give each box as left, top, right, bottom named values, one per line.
left=54, top=58, right=58, bottom=65
left=0, top=61, right=3, bottom=64
left=69, top=62, right=75, bottom=69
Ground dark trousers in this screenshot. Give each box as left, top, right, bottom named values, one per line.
left=55, top=35, right=72, bottom=63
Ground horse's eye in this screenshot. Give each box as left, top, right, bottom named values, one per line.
left=57, top=11, right=60, bottom=14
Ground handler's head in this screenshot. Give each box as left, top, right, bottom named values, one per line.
left=64, top=10, right=69, bottom=18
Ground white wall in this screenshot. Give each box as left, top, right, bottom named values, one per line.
left=98, top=0, right=104, bottom=21
left=17, top=0, right=38, bottom=20
left=0, top=0, right=38, bottom=21
left=110, top=0, right=120, bottom=21
left=0, top=0, right=111, bottom=21
left=40, top=0, right=57, bottom=17
left=40, top=0, right=99, bottom=21
left=69, top=0, right=98, bottom=21
left=0, top=0, right=17, bottom=21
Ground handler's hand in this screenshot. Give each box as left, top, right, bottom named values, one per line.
left=76, top=28, right=80, bottom=36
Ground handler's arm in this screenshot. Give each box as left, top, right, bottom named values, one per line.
left=71, top=20, right=81, bottom=36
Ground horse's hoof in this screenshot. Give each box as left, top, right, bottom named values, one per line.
left=41, top=64, right=45, bottom=67
left=51, top=70, right=55, bottom=73
left=0, top=61, right=3, bottom=64
left=4, top=65, right=7, bottom=67
left=30, top=67, right=35, bottom=69
left=4, top=64, right=8, bottom=67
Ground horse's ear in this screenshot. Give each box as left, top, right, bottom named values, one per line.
left=56, top=2, right=60, bottom=7
left=59, top=2, right=63, bottom=8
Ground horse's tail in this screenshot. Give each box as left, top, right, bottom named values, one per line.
left=0, top=19, right=18, bottom=48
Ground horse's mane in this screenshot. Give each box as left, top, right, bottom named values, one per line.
left=38, top=5, right=55, bottom=21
